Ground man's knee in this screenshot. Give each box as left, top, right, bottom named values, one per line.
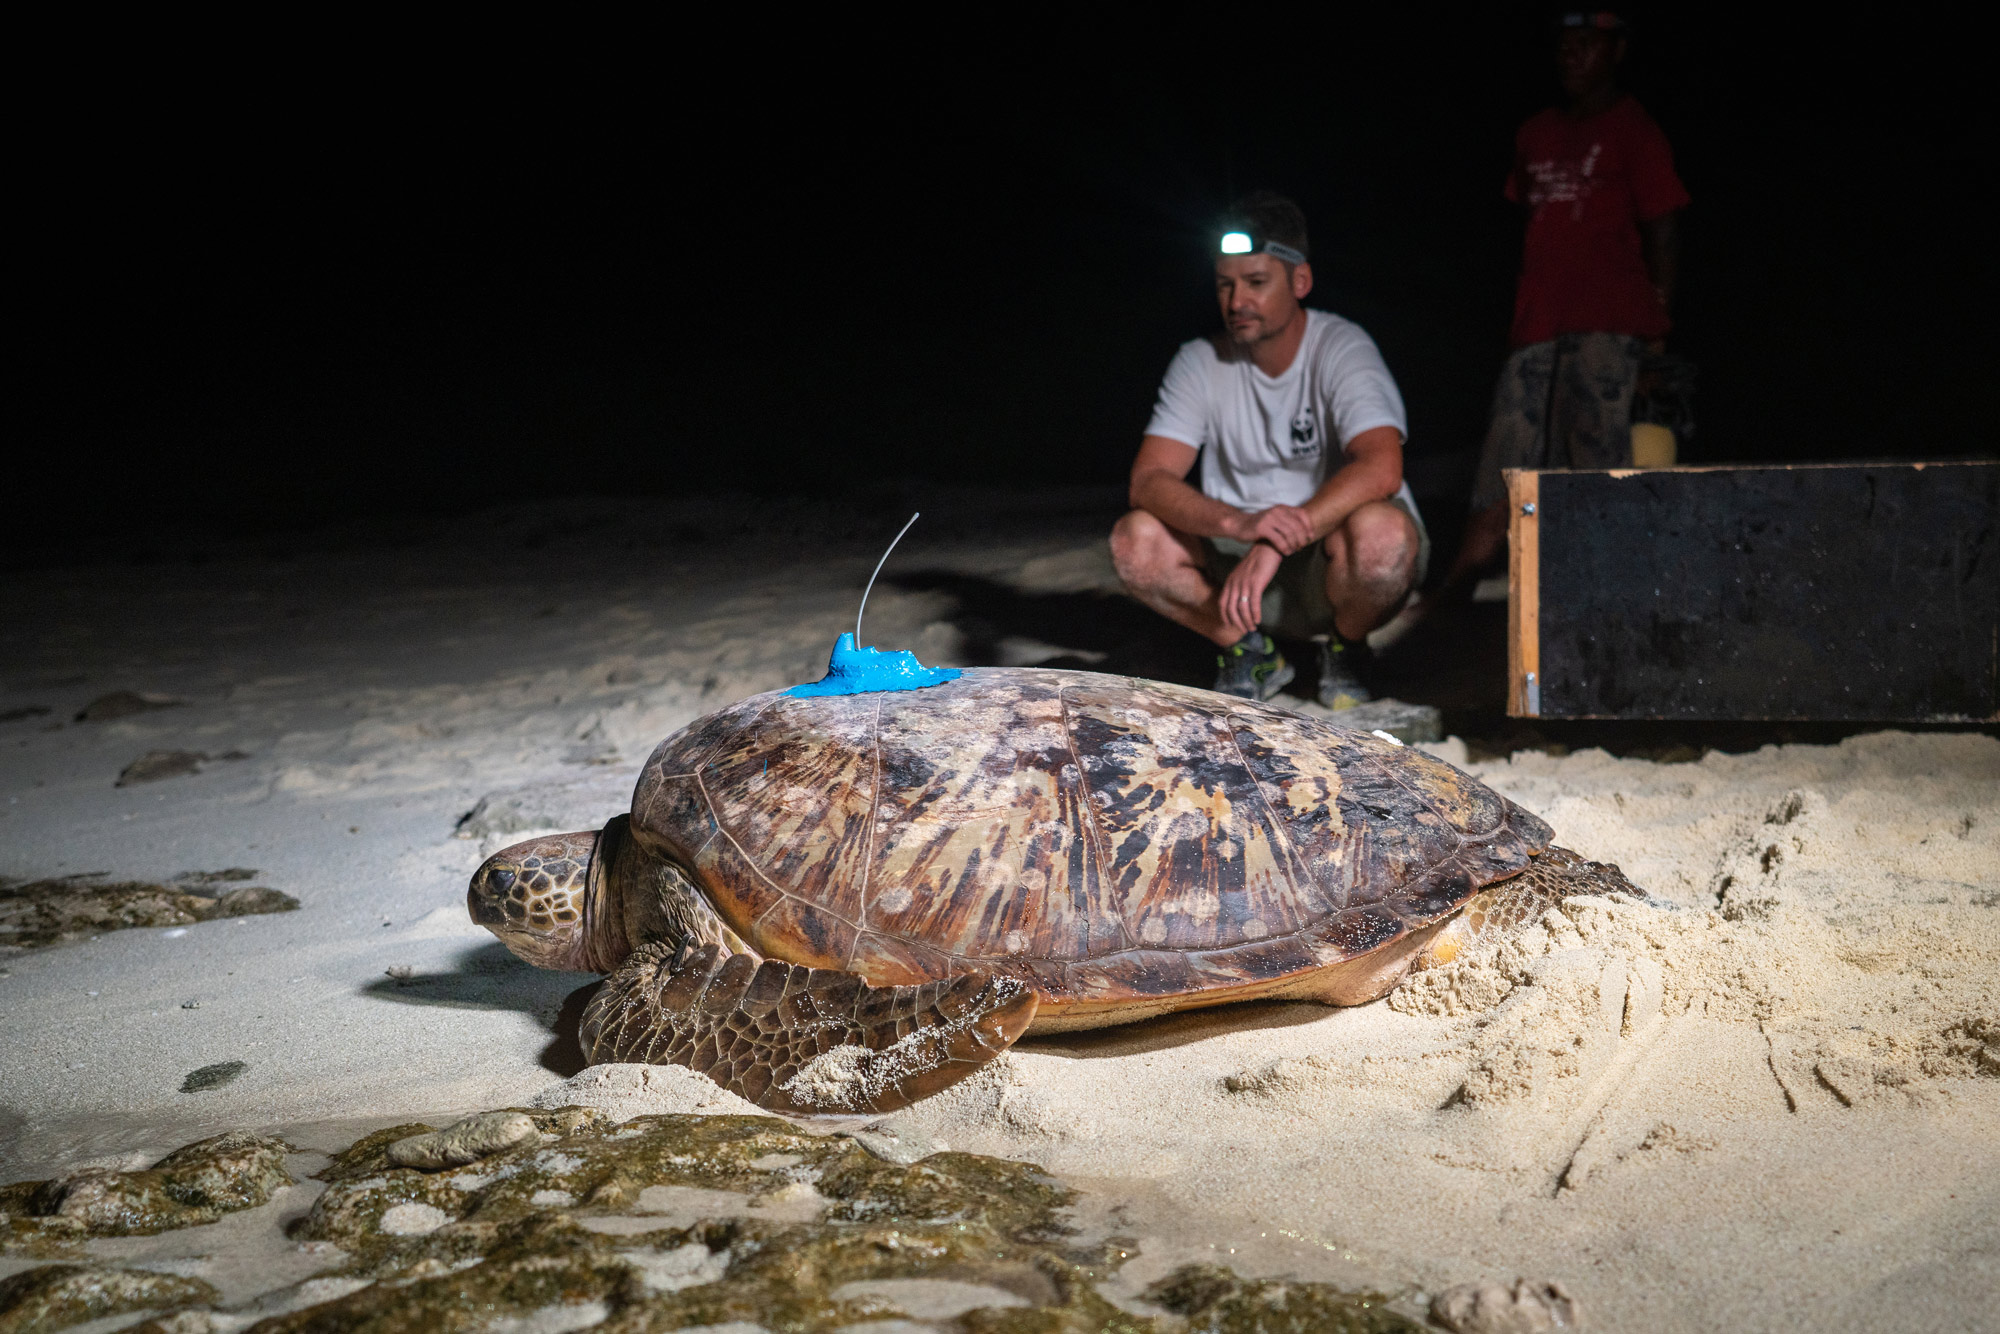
left=1110, top=510, right=1183, bottom=587
left=1333, top=502, right=1418, bottom=587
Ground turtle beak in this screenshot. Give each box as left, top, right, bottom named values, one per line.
left=467, top=866, right=515, bottom=928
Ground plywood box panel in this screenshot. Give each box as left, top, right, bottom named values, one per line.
left=1507, top=461, right=1998, bottom=720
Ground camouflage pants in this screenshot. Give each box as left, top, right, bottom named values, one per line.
left=1470, top=332, right=1644, bottom=511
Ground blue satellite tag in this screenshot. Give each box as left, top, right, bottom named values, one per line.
left=787, top=633, right=962, bottom=697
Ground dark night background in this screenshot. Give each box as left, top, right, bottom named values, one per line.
left=17, top=7, right=1996, bottom=563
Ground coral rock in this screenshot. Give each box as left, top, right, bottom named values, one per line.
left=388, top=1111, right=539, bottom=1170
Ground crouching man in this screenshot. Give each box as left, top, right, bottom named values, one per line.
left=1110, top=191, right=1428, bottom=706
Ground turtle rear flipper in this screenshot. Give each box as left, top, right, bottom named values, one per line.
left=579, top=943, right=1037, bottom=1115
left=1416, top=845, right=1673, bottom=969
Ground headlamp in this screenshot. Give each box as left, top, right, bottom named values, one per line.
left=1556, top=11, right=1628, bottom=32
left=1218, top=230, right=1306, bottom=266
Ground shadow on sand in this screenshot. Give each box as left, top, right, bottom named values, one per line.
left=892, top=570, right=1213, bottom=686
left=1018, top=999, right=1332, bottom=1063
left=541, top=982, right=603, bottom=1077
left=361, top=942, right=599, bottom=1075
left=358, top=940, right=1337, bottom=1081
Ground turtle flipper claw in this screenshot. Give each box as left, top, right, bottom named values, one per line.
left=579, top=943, right=1037, bottom=1115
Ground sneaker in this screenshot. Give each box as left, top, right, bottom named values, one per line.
left=1316, top=635, right=1373, bottom=709
left=1214, top=632, right=1294, bottom=701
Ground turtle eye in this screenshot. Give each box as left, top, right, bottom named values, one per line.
left=488, top=867, right=517, bottom=894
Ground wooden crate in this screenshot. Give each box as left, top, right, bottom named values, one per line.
left=1507, top=461, right=1999, bottom=720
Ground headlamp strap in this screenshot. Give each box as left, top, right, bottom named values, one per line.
left=1222, top=230, right=1307, bottom=266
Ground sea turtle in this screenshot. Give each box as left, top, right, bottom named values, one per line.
left=468, top=668, right=1642, bottom=1115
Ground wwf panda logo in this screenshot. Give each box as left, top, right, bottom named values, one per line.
left=1288, top=408, right=1320, bottom=457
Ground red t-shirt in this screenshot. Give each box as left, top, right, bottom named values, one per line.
left=1506, top=96, right=1690, bottom=347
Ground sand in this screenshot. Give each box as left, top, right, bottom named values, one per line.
left=2, top=490, right=1995, bottom=1331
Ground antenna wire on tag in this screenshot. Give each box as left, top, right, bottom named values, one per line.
left=856, top=512, right=920, bottom=646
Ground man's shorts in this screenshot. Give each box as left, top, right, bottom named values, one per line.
left=1202, top=494, right=1430, bottom=640
left=1470, top=332, right=1645, bottom=512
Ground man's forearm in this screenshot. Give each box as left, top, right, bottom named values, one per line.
left=1301, top=440, right=1403, bottom=542
left=1131, top=469, right=1247, bottom=541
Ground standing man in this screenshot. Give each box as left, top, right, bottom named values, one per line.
left=1110, top=191, right=1427, bottom=706
left=1444, top=10, right=1690, bottom=586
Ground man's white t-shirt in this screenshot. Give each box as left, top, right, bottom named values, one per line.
left=1143, top=309, right=1421, bottom=522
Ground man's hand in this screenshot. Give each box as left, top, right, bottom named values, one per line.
left=1218, top=542, right=1282, bottom=640
left=1238, top=503, right=1316, bottom=555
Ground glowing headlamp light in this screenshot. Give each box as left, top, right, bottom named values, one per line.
left=1217, top=231, right=1307, bottom=265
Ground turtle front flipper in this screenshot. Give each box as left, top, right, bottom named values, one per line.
left=578, top=943, right=1037, bottom=1115
left=1415, top=844, right=1673, bottom=969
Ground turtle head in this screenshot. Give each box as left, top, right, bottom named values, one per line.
left=469, top=814, right=724, bottom=974
left=468, top=827, right=614, bottom=971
